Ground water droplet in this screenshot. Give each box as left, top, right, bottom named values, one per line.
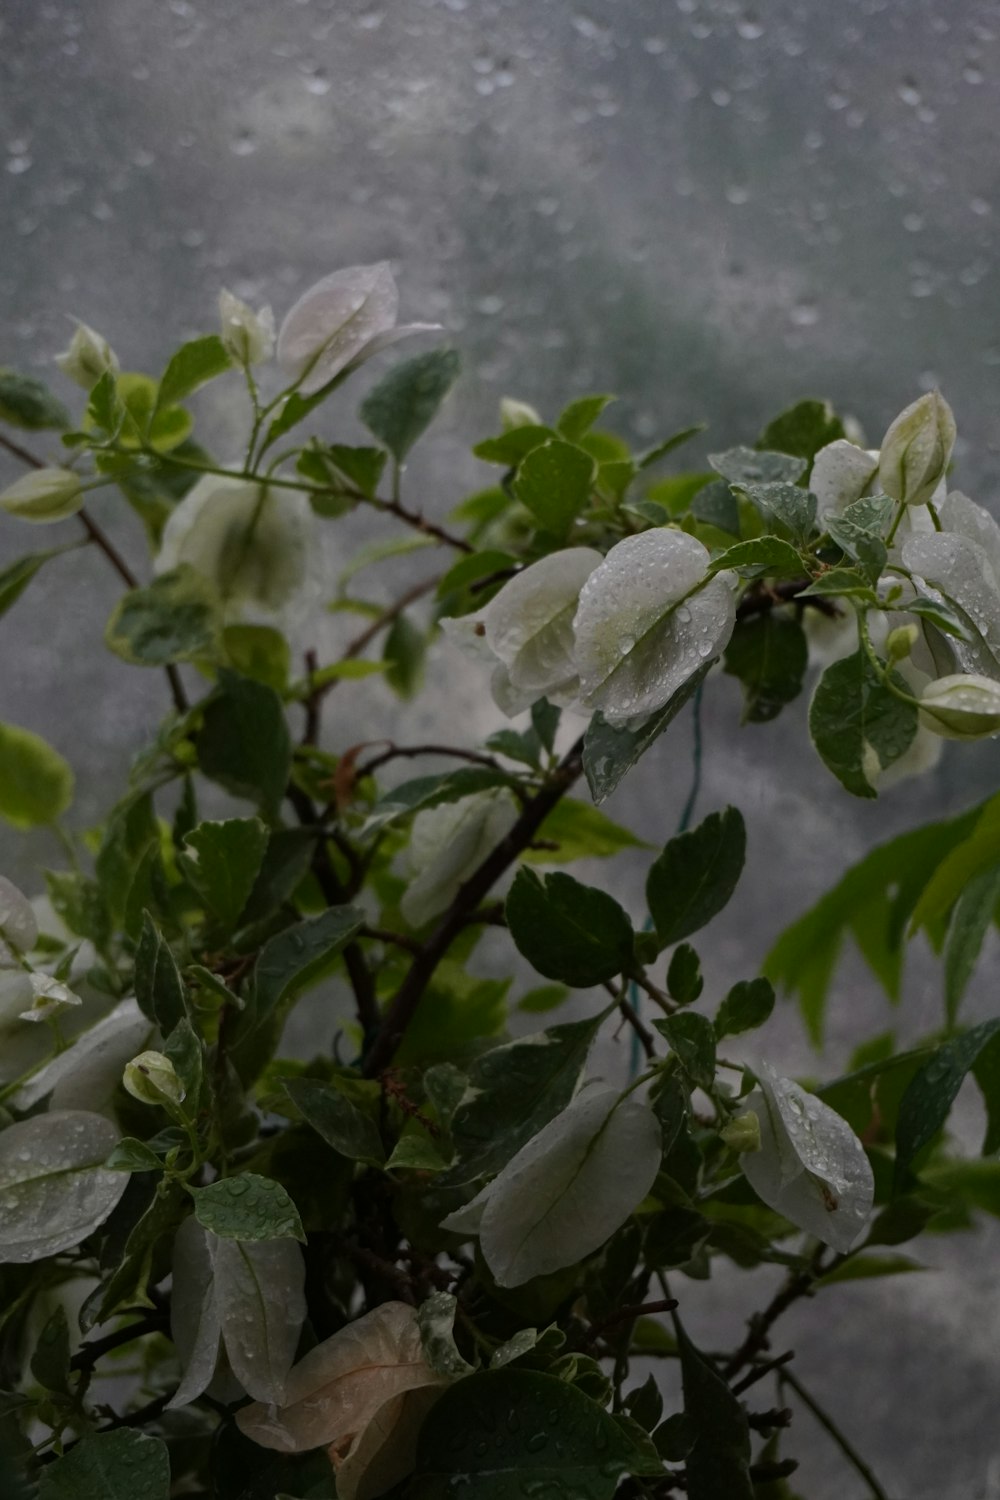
left=526, top=1431, right=548, bottom=1452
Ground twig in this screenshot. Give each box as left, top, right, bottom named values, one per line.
left=582, top=1298, right=677, bottom=1351
left=353, top=742, right=505, bottom=781
left=363, top=735, right=586, bottom=1075
left=628, top=968, right=675, bottom=1016
left=369, top=493, right=474, bottom=554
left=721, top=1245, right=826, bottom=1379
left=605, top=983, right=657, bottom=1059
left=70, top=1312, right=167, bottom=1373
left=360, top=925, right=422, bottom=955
left=780, top=1367, right=891, bottom=1500
left=730, top=1348, right=795, bottom=1395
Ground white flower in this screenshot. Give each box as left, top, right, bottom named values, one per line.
left=441, top=548, right=602, bottom=716
left=277, top=262, right=441, bottom=397
left=54, top=320, right=119, bottom=389
left=878, top=391, right=956, bottom=508
left=218, top=288, right=275, bottom=366
left=572, top=529, right=736, bottom=726
left=155, top=473, right=313, bottom=622
left=401, top=790, right=520, bottom=928
left=740, top=1063, right=874, bottom=1253
left=18, top=973, right=83, bottom=1024
left=810, top=439, right=878, bottom=524
left=902, top=492, right=1000, bottom=679
left=0, top=876, right=38, bottom=956
left=0, top=467, right=83, bottom=523
left=919, top=673, right=1000, bottom=740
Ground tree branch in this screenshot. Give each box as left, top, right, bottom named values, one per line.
left=721, top=1245, right=827, bottom=1379
left=780, top=1367, right=890, bottom=1500
left=363, top=735, right=586, bottom=1076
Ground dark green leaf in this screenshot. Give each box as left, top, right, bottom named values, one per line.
left=708, top=447, right=805, bottom=486
left=192, top=1172, right=305, bottom=1242
left=826, top=494, right=892, bottom=582
left=409, top=1369, right=660, bottom=1499
left=910, top=794, right=1000, bottom=931
left=708, top=537, right=804, bottom=579
left=513, top=438, right=596, bottom=535
left=181, top=817, right=269, bottom=928
left=314, top=442, right=387, bottom=499
left=360, top=348, right=461, bottom=460
left=222, top=624, right=291, bottom=692
left=531, top=698, right=561, bottom=754
left=895, top=1020, right=1000, bottom=1190
left=797, top=567, right=878, bottom=601
left=506, top=868, right=634, bottom=987
left=972, top=1030, right=1000, bottom=1155
left=654, top=1012, right=716, bottom=1090
left=38, top=1431, right=170, bottom=1500
left=0, top=368, right=70, bottom=430
left=104, top=565, right=220, bottom=665
left=362, top=767, right=514, bottom=836
left=164, top=1016, right=204, bottom=1102
left=31, top=1307, right=71, bottom=1395
left=156, top=335, right=231, bottom=412
left=677, top=1318, right=753, bottom=1500
left=445, top=1013, right=605, bottom=1184
left=105, top=1138, right=164, bottom=1173
left=646, top=807, right=746, bottom=948
left=557, top=393, right=615, bottom=441
left=0, top=547, right=75, bottom=621
left=134, top=911, right=187, bottom=1030
left=809, top=649, right=918, bottom=799
left=905, top=595, right=972, bottom=642
left=383, top=612, right=425, bottom=698
left=758, top=399, right=845, bottom=464
left=264, top=383, right=339, bottom=450
left=248, top=906, right=366, bottom=1034
left=735, top=481, right=816, bottom=542
left=283, top=1077, right=385, bottom=1167
left=0, top=719, right=74, bottom=828
left=723, top=614, right=808, bottom=724
left=197, top=672, right=291, bottom=816
left=486, top=726, right=543, bottom=769
left=944, top=864, right=1000, bottom=1026
left=637, top=425, right=706, bottom=470
left=666, top=943, right=703, bottom=1005
left=583, top=663, right=710, bottom=804
left=716, top=977, right=775, bottom=1038
left=473, top=424, right=556, bottom=466
left=690, top=478, right=740, bottom=536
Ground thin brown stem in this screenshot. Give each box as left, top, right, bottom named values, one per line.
left=354, top=742, right=505, bottom=781
left=780, top=1367, right=890, bottom=1500
left=368, top=493, right=474, bottom=553
left=722, top=1245, right=827, bottom=1379
left=363, top=736, right=586, bottom=1076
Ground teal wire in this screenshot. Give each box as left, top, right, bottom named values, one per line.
left=628, top=680, right=705, bottom=1078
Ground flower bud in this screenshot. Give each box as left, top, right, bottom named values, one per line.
left=123, top=1050, right=186, bottom=1108
left=0, top=875, right=38, bottom=955
left=885, top=623, right=919, bottom=661
left=0, top=467, right=84, bottom=523
left=19, top=973, right=83, bottom=1023
left=878, top=391, right=956, bottom=508
left=54, top=321, right=119, bottom=389
left=219, top=288, right=275, bottom=367
left=500, top=396, right=542, bottom=431
left=920, top=673, right=1000, bottom=740
left=720, top=1111, right=762, bottom=1154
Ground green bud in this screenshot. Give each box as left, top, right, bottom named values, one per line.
left=920, top=673, right=1000, bottom=740
left=720, top=1111, right=762, bottom=1154
left=885, top=623, right=919, bottom=661
left=0, top=467, right=84, bottom=523
left=54, top=321, right=119, bottom=389
left=219, top=288, right=275, bottom=367
left=878, top=390, right=956, bottom=508
left=123, top=1050, right=186, bottom=1108
left=500, top=396, right=542, bottom=432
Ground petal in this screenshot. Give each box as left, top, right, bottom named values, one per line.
left=168, top=1217, right=222, bottom=1410
left=0, top=875, right=38, bottom=953
left=902, top=530, right=1000, bottom=674
left=573, top=530, right=735, bottom=725
left=810, top=440, right=878, bottom=522
left=277, top=263, right=399, bottom=395
left=484, top=548, right=602, bottom=697
left=401, top=790, right=519, bottom=928
left=346, top=322, right=443, bottom=371
left=939, top=491, right=1000, bottom=591
left=12, top=999, right=155, bottom=1115
left=333, top=1386, right=443, bottom=1500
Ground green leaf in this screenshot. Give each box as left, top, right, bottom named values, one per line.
left=655, top=1012, right=716, bottom=1090
left=0, top=368, right=70, bottom=430
left=309, top=442, right=387, bottom=500
left=222, top=624, right=291, bottom=692
left=409, top=1369, right=660, bottom=1499
left=197, top=672, right=291, bottom=816
left=972, top=1030, right=1000, bottom=1155
left=943, top=864, right=1000, bottom=1026
left=155, top=334, right=231, bottom=412
left=283, top=1076, right=385, bottom=1168
left=362, top=767, right=514, bottom=837
left=473, top=424, right=556, bottom=466
left=826, top=494, right=892, bottom=580
left=708, top=537, right=804, bottom=579
left=758, top=399, right=845, bottom=464
left=38, top=1431, right=170, bottom=1500
left=264, top=383, right=339, bottom=450
left=248, top=906, right=366, bottom=1034
left=486, top=726, right=543, bottom=769
left=583, top=662, right=710, bottom=804
left=0, top=720, right=74, bottom=828
left=417, top=1290, right=477, bottom=1378
left=506, top=868, right=634, bottom=987
left=360, top=348, right=461, bottom=460
left=708, top=447, right=806, bottom=486
left=904, top=595, right=972, bottom=642
left=192, top=1172, right=305, bottom=1242
left=532, top=698, right=560, bottom=754
left=798, top=567, right=878, bottom=601
left=637, top=425, right=706, bottom=470
left=723, top=614, right=808, bottom=724
left=134, top=912, right=187, bottom=1030
left=437, top=548, right=519, bottom=604
left=105, top=1138, right=164, bottom=1173
left=809, top=649, right=918, bottom=799
left=31, top=1306, right=71, bottom=1394
left=894, top=1019, right=1000, bottom=1190
left=666, top=943, right=703, bottom=1005
left=525, top=798, right=651, bottom=864
left=716, top=977, right=775, bottom=1038
left=0, top=547, right=75, bottom=621
left=383, top=612, right=425, bottom=698
left=180, top=817, right=269, bottom=928
left=815, top=1251, right=925, bottom=1287
left=513, top=438, right=596, bottom=535
left=646, top=807, right=746, bottom=948
left=557, top=393, right=615, bottom=442
left=104, top=565, right=220, bottom=666
left=164, top=1015, right=204, bottom=1102
left=766, top=807, right=980, bottom=1044
left=517, top=984, right=570, bottom=1013
left=445, top=1013, right=605, bottom=1183
left=911, top=793, right=1000, bottom=931
left=676, top=1318, right=753, bottom=1500
left=690, top=477, right=740, bottom=536
left=735, top=481, right=816, bottom=542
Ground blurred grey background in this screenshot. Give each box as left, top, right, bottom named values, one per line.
left=3, top=1, right=1000, bottom=1494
